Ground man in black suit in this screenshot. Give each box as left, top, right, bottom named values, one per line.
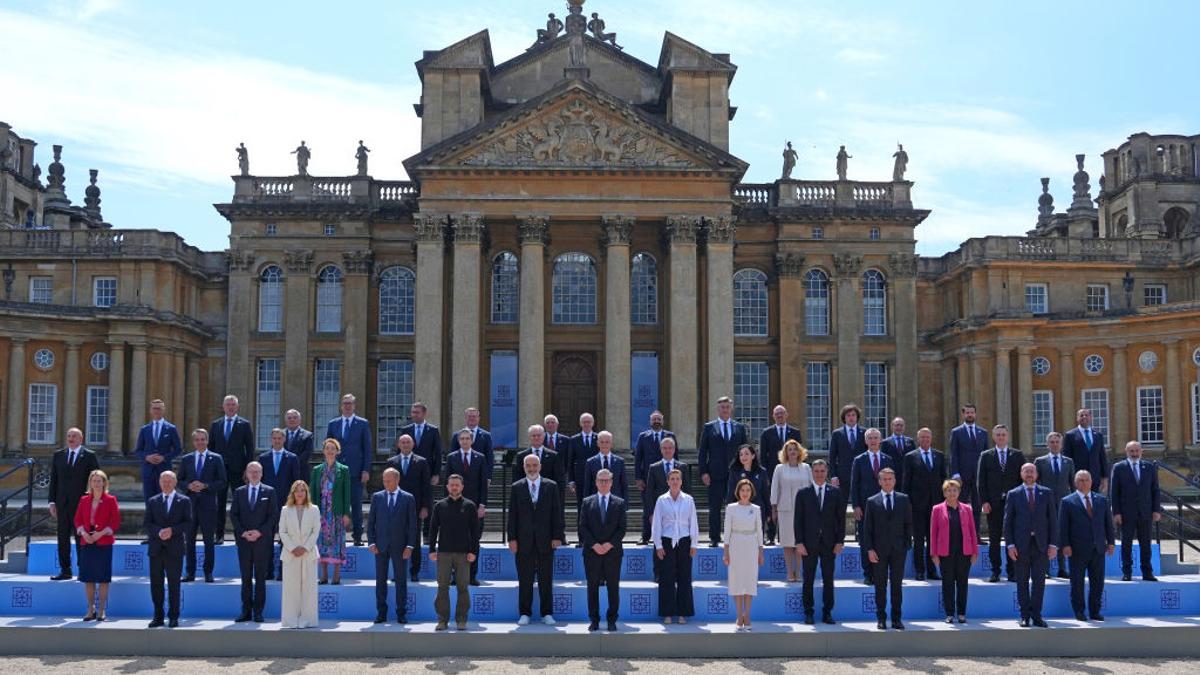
left=1059, top=470, right=1115, bottom=621
left=584, top=431, right=627, bottom=501
left=177, top=428, right=227, bottom=582
left=881, top=417, right=915, bottom=485
left=399, top=401, right=443, bottom=485
left=900, top=427, right=946, bottom=580
left=1064, top=408, right=1109, bottom=493
left=697, top=396, right=748, bottom=546
left=448, top=407, right=495, bottom=482
left=47, top=427, right=101, bottom=580
left=386, top=434, right=431, bottom=582
left=507, top=453, right=565, bottom=626
left=579, top=468, right=627, bottom=631
left=1109, top=441, right=1162, bottom=581
left=949, top=403, right=988, bottom=532
left=861, top=468, right=912, bottom=630
left=760, top=404, right=802, bottom=544
left=645, top=436, right=688, bottom=581
left=850, top=428, right=895, bottom=585
left=1003, top=463, right=1058, bottom=627
left=209, top=395, right=255, bottom=542
left=283, top=409, right=315, bottom=468
left=542, top=414, right=569, bottom=458
left=230, top=462, right=278, bottom=623
left=145, top=471, right=190, bottom=628
left=568, top=413, right=600, bottom=524
left=443, top=428, right=489, bottom=584
left=634, top=410, right=675, bottom=544
left=977, top=424, right=1025, bottom=582
left=793, top=459, right=845, bottom=625
left=828, top=403, right=867, bottom=489
left=1035, top=432, right=1075, bottom=578
left=514, top=424, right=568, bottom=526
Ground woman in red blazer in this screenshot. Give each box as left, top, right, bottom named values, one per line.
left=930, top=479, right=978, bottom=624
left=73, top=470, right=120, bottom=621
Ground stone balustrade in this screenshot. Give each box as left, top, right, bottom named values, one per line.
left=233, top=175, right=418, bottom=207
left=733, top=179, right=914, bottom=209
left=0, top=229, right=223, bottom=274
left=925, top=235, right=1200, bottom=275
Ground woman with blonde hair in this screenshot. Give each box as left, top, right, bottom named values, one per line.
left=770, top=439, right=813, bottom=581
left=74, top=469, right=119, bottom=621
left=279, top=479, right=321, bottom=628
left=723, top=478, right=764, bottom=630
left=310, top=438, right=351, bottom=584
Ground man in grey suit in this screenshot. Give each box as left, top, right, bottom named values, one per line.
left=367, top=467, right=418, bottom=624
left=1035, top=432, right=1075, bottom=578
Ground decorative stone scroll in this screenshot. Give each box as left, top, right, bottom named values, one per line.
left=451, top=213, right=485, bottom=243
left=706, top=216, right=737, bottom=244
left=518, top=215, right=549, bottom=246
left=774, top=252, right=806, bottom=278
left=283, top=249, right=314, bottom=273
left=832, top=252, right=863, bottom=276
left=601, top=215, right=634, bottom=247
left=342, top=250, right=374, bottom=275
left=414, top=213, right=447, bottom=243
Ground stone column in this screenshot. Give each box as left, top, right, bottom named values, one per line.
left=955, top=351, right=971, bottom=414
left=994, top=346, right=1012, bottom=427
left=106, top=342, right=126, bottom=454
left=833, top=253, right=863, bottom=407
left=942, top=357, right=958, bottom=440
left=889, top=253, right=919, bottom=425
left=603, top=215, right=633, bottom=447
left=414, top=214, right=447, bottom=424
left=775, top=253, right=805, bottom=415
left=1164, top=338, right=1183, bottom=451
left=705, top=216, right=736, bottom=406
left=1058, top=347, right=1075, bottom=433
left=5, top=339, right=27, bottom=451
left=128, top=343, right=148, bottom=449
left=172, top=352, right=186, bottom=428
left=225, top=251, right=255, bottom=402
left=342, top=250, right=373, bottom=410
left=186, top=356, right=201, bottom=432
left=517, top=215, right=548, bottom=431
left=63, top=341, right=81, bottom=433
left=450, top=214, right=485, bottom=422
left=283, top=249, right=314, bottom=419
left=666, top=216, right=701, bottom=445
left=1111, top=343, right=1129, bottom=450
left=1016, top=345, right=1034, bottom=451
left=971, top=350, right=988, bottom=424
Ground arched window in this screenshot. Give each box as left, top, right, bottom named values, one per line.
left=552, top=253, right=597, bottom=324
left=316, top=265, right=343, bottom=333
left=378, top=266, right=415, bottom=335
left=257, top=266, right=283, bottom=333
left=862, top=269, right=887, bottom=336
left=804, top=269, right=829, bottom=336
left=1164, top=207, right=1190, bottom=239
left=733, top=268, right=768, bottom=336
left=491, top=252, right=519, bottom=324
left=630, top=252, right=658, bottom=325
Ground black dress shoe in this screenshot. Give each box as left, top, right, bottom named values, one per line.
left=410, top=574, right=420, bottom=583
left=265, top=572, right=275, bottom=580
left=1075, top=612, right=1088, bottom=621
left=1121, top=574, right=1132, bottom=581
left=396, top=615, right=408, bottom=624
left=235, top=612, right=252, bottom=622
left=607, top=621, right=617, bottom=631
left=803, top=613, right=815, bottom=625
left=469, top=578, right=481, bottom=586
left=637, top=539, right=650, bottom=546
left=168, top=618, right=179, bottom=628
left=987, top=573, right=1000, bottom=583
left=353, top=540, right=363, bottom=547
left=318, top=579, right=328, bottom=585
left=50, top=573, right=72, bottom=581
left=148, top=618, right=165, bottom=628
left=822, top=612, right=836, bottom=625
left=1057, top=572, right=1070, bottom=579
left=1007, top=576, right=1016, bottom=583
left=1090, top=614, right=1104, bottom=621
left=588, top=621, right=600, bottom=631
left=892, top=620, right=905, bottom=630
left=927, top=573, right=942, bottom=581
left=374, top=614, right=387, bottom=623
left=708, top=541, right=720, bottom=548
left=215, top=539, right=225, bottom=545
left=877, top=619, right=887, bottom=630
left=915, top=573, right=926, bottom=581
left=182, top=576, right=195, bottom=583
left=1019, top=617, right=1031, bottom=627
left=204, top=575, right=214, bottom=583
left=861, top=577, right=872, bottom=586
left=253, top=613, right=264, bottom=623
left=1032, top=617, right=1048, bottom=628
left=1143, top=574, right=1159, bottom=582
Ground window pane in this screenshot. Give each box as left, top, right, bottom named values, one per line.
left=734, top=361, right=770, bottom=435
left=255, top=359, right=281, bottom=450
left=862, top=270, right=887, bottom=335
left=1080, top=389, right=1109, bottom=438
left=804, top=269, right=829, bottom=336
left=733, top=269, right=768, bottom=336
left=1025, top=284, right=1047, bottom=314
left=93, top=278, right=117, bottom=308
left=27, top=383, right=57, bottom=444
left=1086, top=285, right=1109, bottom=312
left=805, top=362, right=831, bottom=452
left=630, top=253, right=658, bottom=325
left=551, top=253, right=597, bottom=324
left=314, top=359, right=341, bottom=444
left=1033, top=390, right=1054, bottom=447
left=863, top=362, right=888, bottom=429
left=491, top=252, right=519, bottom=324
left=1136, top=386, right=1164, bottom=445
left=258, top=266, right=283, bottom=333
left=85, top=386, right=108, bottom=446
left=377, top=359, right=414, bottom=452
left=1143, top=285, right=1166, bottom=306
left=29, top=277, right=52, bottom=304
left=316, top=266, right=343, bottom=332
left=379, top=267, right=416, bottom=335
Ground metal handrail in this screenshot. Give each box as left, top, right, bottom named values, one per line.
left=1155, top=460, right=1200, bottom=562
left=0, top=458, right=46, bottom=559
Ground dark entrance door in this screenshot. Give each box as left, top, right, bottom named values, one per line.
left=550, top=353, right=597, bottom=435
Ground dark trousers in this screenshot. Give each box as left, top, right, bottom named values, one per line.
left=470, top=516, right=484, bottom=580
left=215, top=467, right=244, bottom=539
left=939, top=550, right=970, bottom=616
left=1069, top=549, right=1106, bottom=616
left=985, top=499, right=1013, bottom=577
left=584, top=550, right=622, bottom=623
left=640, top=488, right=652, bottom=541
left=374, top=547, right=411, bottom=617
left=434, top=552, right=471, bottom=624
left=960, top=479, right=982, bottom=535
left=856, top=519, right=873, bottom=582
left=516, top=549, right=554, bottom=617
left=1120, top=516, right=1153, bottom=576
left=409, top=518, right=424, bottom=578
left=236, top=541, right=271, bottom=614
left=142, top=474, right=161, bottom=505
left=186, top=508, right=216, bottom=577
left=873, top=550, right=905, bottom=621
left=707, top=478, right=728, bottom=544
left=149, top=553, right=183, bottom=620
left=1014, top=539, right=1049, bottom=619
left=657, top=536, right=694, bottom=617
left=349, top=480, right=365, bottom=543
left=55, top=499, right=81, bottom=574
left=911, top=502, right=934, bottom=576
left=801, top=547, right=836, bottom=615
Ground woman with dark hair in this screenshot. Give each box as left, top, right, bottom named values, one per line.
left=723, top=478, right=764, bottom=630
left=727, top=444, right=771, bottom=534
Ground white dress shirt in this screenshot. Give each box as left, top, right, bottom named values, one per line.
left=651, top=491, right=700, bottom=549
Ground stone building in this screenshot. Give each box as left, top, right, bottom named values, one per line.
left=2, top=3, right=1199, bottom=471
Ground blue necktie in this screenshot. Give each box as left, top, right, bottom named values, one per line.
left=415, top=424, right=423, bottom=445
left=273, top=452, right=281, bottom=474
left=886, top=494, right=892, bottom=512
left=153, top=421, right=161, bottom=444
left=601, top=496, right=608, bottom=524
left=197, top=453, right=204, bottom=476
left=1085, top=429, right=1093, bottom=449
left=722, top=421, right=729, bottom=441
left=342, top=418, right=349, bottom=439
left=388, top=492, right=396, bottom=511
left=224, top=418, right=232, bottom=441
left=402, top=455, right=409, bottom=475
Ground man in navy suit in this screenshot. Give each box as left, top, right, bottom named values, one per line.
left=283, top=409, right=315, bottom=468
left=1003, top=463, right=1058, bottom=627
left=399, top=401, right=442, bottom=484
left=367, top=467, right=418, bottom=623
left=1064, top=408, right=1109, bottom=493
left=514, top=424, right=569, bottom=524
left=977, top=425, right=1025, bottom=582
left=568, top=413, right=600, bottom=518
left=584, top=431, right=627, bottom=501
left=1036, top=432, right=1076, bottom=578
left=542, top=414, right=569, bottom=459
left=861, top=468, right=912, bottom=630
left=135, top=399, right=182, bottom=505
left=634, top=411, right=675, bottom=544
left=828, top=403, right=867, bottom=489
left=386, top=435, right=431, bottom=581
left=579, top=468, right=627, bottom=631
left=948, top=403, right=988, bottom=532
left=900, top=428, right=947, bottom=580
left=881, top=417, right=915, bottom=485
left=1109, top=441, right=1162, bottom=581
left=145, top=471, right=191, bottom=628
left=448, top=407, right=494, bottom=482
left=177, top=428, right=227, bottom=582
left=760, top=405, right=803, bottom=544
left=443, top=428, right=488, bottom=584
left=697, top=396, right=747, bottom=546
left=209, top=395, right=255, bottom=542
left=230, top=462, right=278, bottom=623
left=793, top=459, right=845, bottom=625
left=328, top=393, right=373, bottom=545
left=1059, top=470, right=1115, bottom=621
left=259, top=428, right=301, bottom=579
left=850, top=428, right=895, bottom=585
left=507, top=453, right=565, bottom=626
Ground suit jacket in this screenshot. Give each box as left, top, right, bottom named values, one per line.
left=1035, top=453, right=1076, bottom=502
left=880, top=434, right=915, bottom=483
left=948, top=423, right=989, bottom=483
left=385, top=452, right=432, bottom=512
left=976, top=447, right=1026, bottom=506
left=366, top=489, right=418, bottom=555
left=697, top=418, right=748, bottom=480
left=584, top=452, right=628, bottom=500
left=278, top=504, right=321, bottom=563
left=726, top=465, right=771, bottom=513
left=578, top=493, right=626, bottom=553
left=569, top=432, right=601, bottom=488
left=1063, top=427, right=1109, bottom=483
left=449, top=427, right=494, bottom=480
left=330, top=415, right=374, bottom=475
left=209, top=415, right=256, bottom=476
left=144, top=492, right=191, bottom=558
left=1058, top=491, right=1115, bottom=555
left=861, top=491, right=913, bottom=557
left=645, top=459, right=690, bottom=512
left=230, top=483, right=279, bottom=549
left=828, top=425, right=867, bottom=485
left=759, top=424, right=803, bottom=474
left=634, top=429, right=676, bottom=481
left=48, top=446, right=100, bottom=508
left=792, top=482, right=845, bottom=552
left=1109, top=458, right=1161, bottom=520
left=283, top=427, right=315, bottom=468
left=309, top=462, right=351, bottom=517
left=506, top=477, right=565, bottom=552
left=930, top=501, right=978, bottom=557
left=849, top=451, right=895, bottom=510
left=1003, top=483, right=1059, bottom=555
left=543, top=431, right=570, bottom=457
left=900, top=448, right=947, bottom=510
left=134, top=421, right=182, bottom=479
left=176, top=451, right=228, bottom=512
left=398, top=421, right=441, bottom=477
left=259, top=449, right=302, bottom=501
left=443, top=449, right=489, bottom=506
left=514, top=447, right=567, bottom=488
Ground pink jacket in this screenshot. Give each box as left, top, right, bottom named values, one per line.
left=930, top=501, right=978, bottom=557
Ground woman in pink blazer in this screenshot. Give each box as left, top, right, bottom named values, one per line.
left=930, top=479, right=978, bottom=624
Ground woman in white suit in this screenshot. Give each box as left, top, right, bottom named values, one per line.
left=278, top=479, right=321, bottom=628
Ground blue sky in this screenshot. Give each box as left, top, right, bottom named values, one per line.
left=1, top=0, right=1195, bottom=254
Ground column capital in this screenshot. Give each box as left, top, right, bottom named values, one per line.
left=887, top=252, right=918, bottom=278
left=832, top=252, right=863, bottom=277
left=9, top=336, right=29, bottom=346
left=705, top=215, right=737, bottom=244
left=283, top=248, right=314, bottom=273
left=451, top=213, right=486, bottom=243
left=1058, top=346, right=1075, bottom=357
left=1107, top=341, right=1129, bottom=350
left=601, top=215, right=634, bottom=247
left=518, top=214, right=549, bottom=245
left=994, top=345, right=1013, bottom=356
left=1016, top=344, right=1035, bottom=356
left=342, top=250, right=374, bottom=275
left=414, top=213, right=447, bottom=242
left=774, top=252, right=806, bottom=278
left=665, top=215, right=702, bottom=244
left=1161, top=337, right=1183, bottom=346
left=227, top=249, right=255, bottom=273
left=64, top=339, right=84, bottom=350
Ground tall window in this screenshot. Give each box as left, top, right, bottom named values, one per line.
left=1086, top=284, right=1109, bottom=312
left=255, top=359, right=281, bottom=450
left=804, top=269, right=830, bottom=336
left=863, top=362, right=888, bottom=429
left=490, top=252, right=519, bottom=324
left=1080, top=389, right=1109, bottom=437
left=1191, top=383, right=1200, bottom=445
left=734, top=361, right=770, bottom=434
left=551, top=253, right=597, bottom=324
left=630, top=253, right=658, bottom=325
left=29, top=276, right=52, bottom=304
left=258, top=266, right=284, bottom=333
left=377, top=359, right=414, bottom=451
left=733, top=268, right=768, bottom=336
left=1143, top=284, right=1167, bottom=306
left=316, top=266, right=343, bottom=333
left=862, top=269, right=887, bottom=336
left=27, top=383, right=57, bottom=444
left=93, top=277, right=117, bottom=308
left=85, top=386, right=108, bottom=446
left=1025, top=283, right=1048, bottom=314
left=1032, top=390, right=1054, bottom=447
left=313, top=359, right=341, bottom=443
left=805, top=362, right=831, bottom=452
left=1136, top=385, right=1164, bottom=445
left=379, top=266, right=416, bottom=335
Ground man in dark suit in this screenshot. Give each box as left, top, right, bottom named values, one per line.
left=398, top=401, right=442, bottom=484
left=230, top=462, right=278, bottom=623
left=367, top=467, right=418, bottom=623
left=145, top=471, right=191, bottom=628
left=542, top=413, right=569, bottom=458
left=1064, top=408, right=1109, bottom=493
left=697, top=396, right=748, bottom=546
left=135, top=399, right=182, bottom=506
left=828, top=403, right=867, bottom=489
left=448, top=407, right=495, bottom=482
left=977, top=424, right=1025, bottom=582
left=584, top=431, right=627, bottom=501
left=580, top=468, right=627, bottom=631
left=259, top=428, right=300, bottom=579
left=283, top=409, right=315, bottom=468
left=1036, top=432, right=1075, bottom=578
left=948, top=403, right=988, bottom=532
left=568, top=412, right=600, bottom=527
left=1059, top=470, right=1115, bottom=621
left=861, top=468, right=912, bottom=630
left=1109, top=441, right=1162, bottom=581
left=881, top=417, right=915, bottom=485
left=793, top=459, right=845, bottom=625
left=47, top=427, right=101, bottom=580
left=900, top=427, right=947, bottom=580
left=760, top=404, right=803, bottom=544
left=328, top=393, right=373, bottom=545
left=1003, top=463, right=1059, bottom=627
left=645, top=436, right=688, bottom=580
left=507, top=453, right=565, bottom=625
left=850, top=428, right=895, bottom=585
left=386, top=434, right=431, bottom=582
left=514, top=424, right=568, bottom=522
left=443, top=428, right=489, bottom=584
left=209, top=395, right=255, bottom=542
left=635, top=411, right=676, bottom=544
left=177, top=428, right=227, bottom=582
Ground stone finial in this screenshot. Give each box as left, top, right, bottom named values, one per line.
left=832, top=252, right=863, bottom=276
left=705, top=215, right=737, bottom=244
left=774, top=252, right=805, bottom=278
left=1070, top=153, right=1092, bottom=210
left=46, top=144, right=66, bottom=191
left=32, top=163, right=41, bottom=184
left=84, top=169, right=102, bottom=219
left=451, top=213, right=485, bottom=243
left=601, top=215, right=633, bottom=246
left=665, top=215, right=702, bottom=244
left=1037, top=177, right=1054, bottom=223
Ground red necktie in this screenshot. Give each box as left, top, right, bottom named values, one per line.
left=464, top=452, right=470, bottom=470
left=871, top=453, right=879, bottom=474
left=1085, top=494, right=1094, bottom=518
left=547, top=435, right=555, bottom=451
